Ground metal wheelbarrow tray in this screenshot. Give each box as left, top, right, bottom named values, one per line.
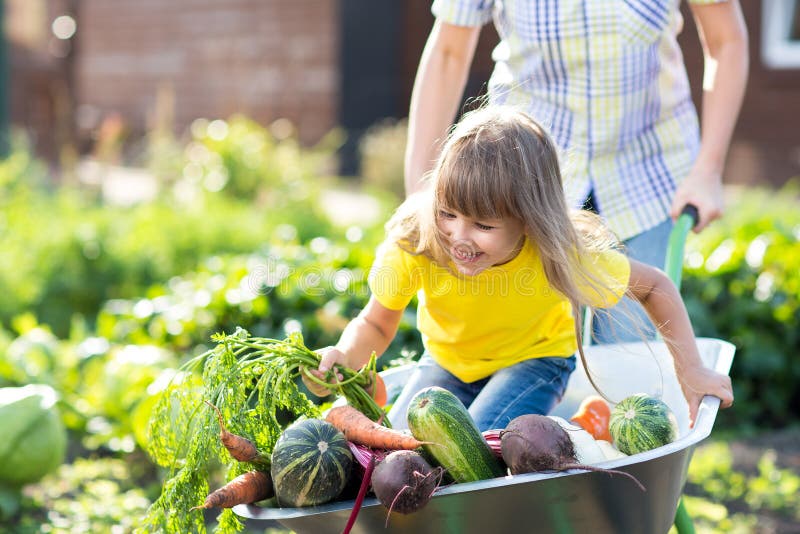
left=235, top=336, right=734, bottom=534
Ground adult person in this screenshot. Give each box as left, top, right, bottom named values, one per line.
left=403, top=0, right=748, bottom=342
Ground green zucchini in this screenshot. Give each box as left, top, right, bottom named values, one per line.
left=407, top=386, right=505, bottom=483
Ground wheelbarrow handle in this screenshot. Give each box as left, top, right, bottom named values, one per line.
left=679, top=204, right=700, bottom=228
left=667, top=204, right=702, bottom=534
left=664, top=204, right=699, bottom=290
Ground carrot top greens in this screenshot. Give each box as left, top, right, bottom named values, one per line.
left=138, top=327, right=384, bottom=534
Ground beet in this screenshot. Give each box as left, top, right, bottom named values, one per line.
left=501, top=414, right=576, bottom=474
left=371, top=450, right=444, bottom=515
left=500, top=414, right=646, bottom=491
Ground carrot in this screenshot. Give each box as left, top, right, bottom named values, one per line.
left=365, top=371, right=388, bottom=407
left=326, top=405, right=426, bottom=450
left=570, top=395, right=612, bottom=441
left=190, top=470, right=273, bottom=510
left=205, top=400, right=267, bottom=463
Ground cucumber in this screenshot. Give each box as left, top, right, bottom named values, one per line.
left=609, top=393, right=679, bottom=455
left=407, top=386, right=505, bottom=483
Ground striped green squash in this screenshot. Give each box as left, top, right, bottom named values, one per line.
left=407, top=386, right=505, bottom=483
left=609, top=394, right=679, bottom=455
left=270, top=418, right=353, bottom=507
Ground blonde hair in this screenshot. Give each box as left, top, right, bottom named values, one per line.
left=387, top=106, right=626, bottom=390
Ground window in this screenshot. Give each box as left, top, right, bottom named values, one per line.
left=762, top=0, right=800, bottom=68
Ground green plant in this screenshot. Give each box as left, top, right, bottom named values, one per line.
left=744, top=450, right=800, bottom=516
left=2, top=457, right=153, bottom=534
left=93, top=240, right=422, bottom=364
left=184, top=115, right=343, bottom=201
left=0, top=135, right=48, bottom=194
left=0, top=187, right=338, bottom=338
left=0, top=385, right=67, bottom=518
left=685, top=439, right=800, bottom=526
left=682, top=183, right=800, bottom=428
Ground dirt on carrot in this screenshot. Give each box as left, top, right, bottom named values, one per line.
left=326, top=405, right=426, bottom=450
left=191, top=470, right=274, bottom=510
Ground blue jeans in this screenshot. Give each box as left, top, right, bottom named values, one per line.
left=591, top=218, right=673, bottom=344
left=387, top=354, right=576, bottom=432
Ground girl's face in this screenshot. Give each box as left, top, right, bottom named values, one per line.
left=436, top=208, right=525, bottom=276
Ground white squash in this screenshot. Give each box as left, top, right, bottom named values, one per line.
left=547, top=415, right=606, bottom=465
left=596, top=439, right=628, bottom=460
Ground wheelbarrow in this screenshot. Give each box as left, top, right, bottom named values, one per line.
left=235, top=207, right=734, bottom=533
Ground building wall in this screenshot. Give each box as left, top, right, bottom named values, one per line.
left=7, top=1, right=800, bottom=186
left=6, top=0, right=73, bottom=162
left=74, top=0, right=339, bottom=144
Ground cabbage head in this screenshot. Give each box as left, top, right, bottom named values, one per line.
left=0, top=384, right=67, bottom=486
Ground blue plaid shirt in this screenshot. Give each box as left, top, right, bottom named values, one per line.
left=433, top=0, right=726, bottom=240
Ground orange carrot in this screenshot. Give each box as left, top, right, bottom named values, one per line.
left=570, top=395, right=612, bottom=441
left=365, top=371, right=388, bottom=407
left=326, top=405, right=425, bottom=450
left=205, top=400, right=266, bottom=463
left=190, top=470, right=273, bottom=510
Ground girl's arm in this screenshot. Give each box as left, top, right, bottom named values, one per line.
left=404, top=20, right=482, bottom=195
left=304, top=296, right=404, bottom=397
left=627, top=260, right=734, bottom=425
left=670, top=0, right=748, bottom=231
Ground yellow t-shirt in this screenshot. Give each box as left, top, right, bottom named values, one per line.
left=368, top=238, right=631, bottom=382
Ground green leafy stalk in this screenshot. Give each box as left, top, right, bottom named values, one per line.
left=139, top=327, right=386, bottom=534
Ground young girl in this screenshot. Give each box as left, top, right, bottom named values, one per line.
left=305, top=106, right=733, bottom=431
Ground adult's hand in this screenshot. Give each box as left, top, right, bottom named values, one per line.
left=670, top=164, right=724, bottom=233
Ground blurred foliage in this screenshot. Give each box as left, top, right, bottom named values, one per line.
left=2, top=457, right=155, bottom=534
left=358, top=118, right=407, bottom=199
left=679, top=439, right=800, bottom=532
left=0, top=118, right=336, bottom=339
left=682, top=183, right=800, bottom=429
left=152, top=115, right=344, bottom=202
left=93, top=241, right=420, bottom=360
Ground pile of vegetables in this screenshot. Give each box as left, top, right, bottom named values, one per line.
left=140, top=326, right=682, bottom=533
left=139, top=328, right=385, bottom=533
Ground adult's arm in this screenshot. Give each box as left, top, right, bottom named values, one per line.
left=670, top=0, right=749, bottom=231
left=404, top=20, right=482, bottom=195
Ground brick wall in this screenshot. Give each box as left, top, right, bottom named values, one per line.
left=75, top=0, right=339, bottom=144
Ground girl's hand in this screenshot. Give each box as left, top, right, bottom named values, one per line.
left=301, top=346, right=347, bottom=398
left=678, top=364, right=734, bottom=427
